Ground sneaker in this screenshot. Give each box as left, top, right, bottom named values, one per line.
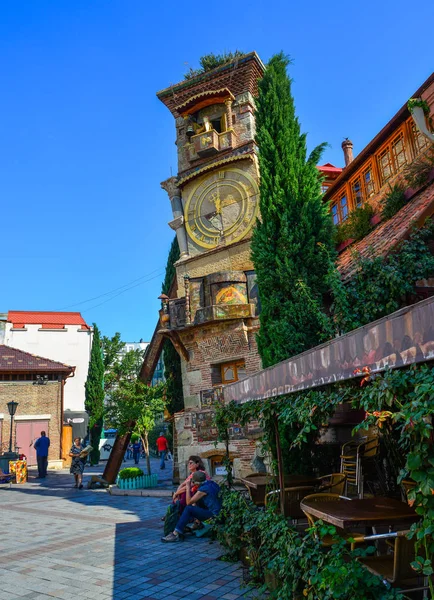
left=78, top=484, right=83, bottom=489
left=161, top=532, right=183, bottom=543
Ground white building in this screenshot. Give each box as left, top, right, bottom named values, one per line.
left=4, top=311, right=92, bottom=421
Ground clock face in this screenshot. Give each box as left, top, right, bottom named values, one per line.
left=184, top=167, right=259, bottom=249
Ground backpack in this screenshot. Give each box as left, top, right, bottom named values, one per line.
left=164, top=500, right=181, bottom=536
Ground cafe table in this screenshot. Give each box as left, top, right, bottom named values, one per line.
left=300, top=496, right=419, bottom=529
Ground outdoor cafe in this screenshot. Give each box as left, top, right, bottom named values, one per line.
left=217, top=296, right=434, bottom=597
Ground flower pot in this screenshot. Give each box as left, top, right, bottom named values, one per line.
left=336, top=238, right=355, bottom=253
left=370, top=214, right=382, bottom=226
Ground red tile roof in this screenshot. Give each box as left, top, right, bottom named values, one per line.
left=318, top=163, right=343, bottom=174
left=7, top=311, right=90, bottom=330
left=338, top=182, right=434, bottom=280
left=0, top=345, right=75, bottom=373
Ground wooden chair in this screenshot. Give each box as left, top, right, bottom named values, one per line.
left=302, top=493, right=364, bottom=550
left=317, top=473, right=347, bottom=495
left=358, top=530, right=430, bottom=591
left=265, top=485, right=315, bottom=521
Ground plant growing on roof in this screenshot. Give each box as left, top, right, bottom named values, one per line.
left=381, top=182, right=407, bottom=221
left=334, top=204, right=374, bottom=245
left=250, top=52, right=335, bottom=368
left=183, top=50, right=245, bottom=80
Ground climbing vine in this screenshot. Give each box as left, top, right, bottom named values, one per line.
left=214, top=363, right=434, bottom=595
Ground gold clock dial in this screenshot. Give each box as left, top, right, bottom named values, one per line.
left=184, top=167, right=259, bottom=249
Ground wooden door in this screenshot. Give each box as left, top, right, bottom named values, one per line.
left=16, top=421, right=49, bottom=465
left=62, top=425, right=72, bottom=467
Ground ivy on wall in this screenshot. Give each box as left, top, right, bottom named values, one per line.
left=214, top=363, right=434, bottom=595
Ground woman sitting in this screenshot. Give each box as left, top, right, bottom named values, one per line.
left=172, top=455, right=209, bottom=510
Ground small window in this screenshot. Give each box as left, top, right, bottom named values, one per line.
left=351, top=178, right=363, bottom=208
left=392, top=134, right=407, bottom=170
left=340, top=194, right=349, bottom=220
left=378, top=148, right=393, bottom=184
left=331, top=204, right=339, bottom=225
left=410, top=121, right=430, bottom=154
left=363, top=167, right=375, bottom=197
left=218, top=360, right=246, bottom=385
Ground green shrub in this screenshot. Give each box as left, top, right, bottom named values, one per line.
left=404, top=146, right=434, bottom=189
left=381, top=183, right=407, bottom=220
left=334, top=204, right=374, bottom=245
left=118, top=467, right=144, bottom=480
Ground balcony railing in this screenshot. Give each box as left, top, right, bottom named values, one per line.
left=188, top=129, right=236, bottom=160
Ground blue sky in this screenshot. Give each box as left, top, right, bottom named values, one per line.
left=2, top=0, right=433, bottom=342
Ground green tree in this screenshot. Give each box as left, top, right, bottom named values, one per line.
left=84, top=324, right=105, bottom=464
left=162, top=237, right=184, bottom=415
left=105, top=379, right=166, bottom=475
left=251, top=53, right=335, bottom=368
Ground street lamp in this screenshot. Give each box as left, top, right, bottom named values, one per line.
left=7, top=401, right=18, bottom=454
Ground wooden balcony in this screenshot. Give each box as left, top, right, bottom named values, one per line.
left=164, top=298, right=255, bottom=330
left=188, top=129, right=236, bottom=160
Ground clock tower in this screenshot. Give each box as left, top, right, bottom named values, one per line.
left=157, top=53, right=265, bottom=480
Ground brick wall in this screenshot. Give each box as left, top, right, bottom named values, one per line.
left=0, top=381, right=62, bottom=462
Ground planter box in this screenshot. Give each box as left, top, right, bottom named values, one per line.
left=370, top=214, right=382, bottom=226
left=116, top=473, right=158, bottom=490
left=336, top=238, right=355, bottom=253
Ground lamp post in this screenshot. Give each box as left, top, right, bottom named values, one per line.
left=7, top=401, right=18, bottom=454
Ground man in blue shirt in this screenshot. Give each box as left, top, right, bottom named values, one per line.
left=161, top=470, right=222, bottom=542
left=132, top=441, right=141, bottom=465
left=34, top=431, right=50, bottom=478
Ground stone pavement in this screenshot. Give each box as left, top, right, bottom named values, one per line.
left=0, top=459, right=258, bottom=600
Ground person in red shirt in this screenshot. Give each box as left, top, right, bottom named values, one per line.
left=156, top=432, right=169, bottom=470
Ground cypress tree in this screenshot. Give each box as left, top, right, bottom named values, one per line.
left=84, top=323, right=105, bottom=464
left=251, top=53, right=334, bottom=368
left=162, top=237, right=184, bottom=415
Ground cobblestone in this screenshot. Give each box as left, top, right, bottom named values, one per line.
left=0, top=460, right=258, bottom=599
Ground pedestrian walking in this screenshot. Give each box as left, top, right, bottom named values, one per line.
left=33, top=431, right=50, bottom=478
left=132, top=440, right=141, bottom=465
left=69, top=437, right=86, bottom=489
left=156, top=432, right=169, bottom=470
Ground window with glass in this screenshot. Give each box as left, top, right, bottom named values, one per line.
left=378, top=147, right=393, bottom=184
left=331, top=193, right=349, bottom=225
left=220, top=360, right=246, bottom=384
left=392, top=134, right=407, bottom=170
left=363, top=167, right=375, bottom=197
left=351, top=178, right=364, bottom=207
left=410, top=120, right=430, bottom=154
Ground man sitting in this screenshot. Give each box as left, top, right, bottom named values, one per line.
left=161, top=471, right=221, bottom=543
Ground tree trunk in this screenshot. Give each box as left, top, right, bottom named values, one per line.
left=141, top=431, right=151, bottom=475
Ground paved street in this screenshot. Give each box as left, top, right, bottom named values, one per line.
left=0, top=461, right=256, bottom=600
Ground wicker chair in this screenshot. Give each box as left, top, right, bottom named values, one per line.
left=265, top=486, right=316, bottom=520
left=317, top=473, right=347, bottom=496
left=302, top=493, right=364, bottom=550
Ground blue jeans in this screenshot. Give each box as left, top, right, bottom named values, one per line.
left=159, top=450, right=166, bottom=469
left=175, top=505, right=214, bottom=534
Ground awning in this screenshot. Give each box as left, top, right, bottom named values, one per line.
left=223, top=295, right=434, bottom=404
